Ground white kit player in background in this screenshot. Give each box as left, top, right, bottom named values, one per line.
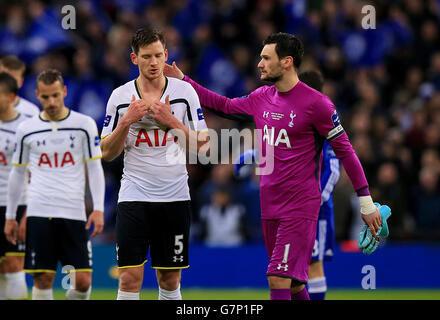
left=0, top=72, right=31, bottom=300
left=0, top=56, right=40, bottom=118
left=4, top=69, right=105, bottom=300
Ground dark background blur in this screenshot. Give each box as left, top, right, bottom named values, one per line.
left=2, top=0, right=440, bottom=245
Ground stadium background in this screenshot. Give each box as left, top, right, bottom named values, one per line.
left=1, top=0, right=440, bottom=299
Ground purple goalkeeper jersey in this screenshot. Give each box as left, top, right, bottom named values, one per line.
left=185, top=76, right=369, bottom=220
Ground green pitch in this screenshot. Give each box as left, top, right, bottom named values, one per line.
left=50, top=288, right=440, bottom=300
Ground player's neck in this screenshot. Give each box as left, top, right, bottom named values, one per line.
left=137, top=74, right=166, bottom=97
left=42, top=106, right=69, bottom=121
left=275, top=72, right=300, bottom=93
left=0, top=106, right=18, bottom=121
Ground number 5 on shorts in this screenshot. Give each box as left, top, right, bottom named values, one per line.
left=174, top=234, right=183, bottom=255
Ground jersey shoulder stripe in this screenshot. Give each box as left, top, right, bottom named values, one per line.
left=17, top=127, right=92, bottom=164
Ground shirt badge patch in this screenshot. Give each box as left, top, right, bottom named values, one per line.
left=331, top=110, right=340, bottom=127
left=103, top=115, right=112, bottom=127
left=197, top=108, right=204, bottom=120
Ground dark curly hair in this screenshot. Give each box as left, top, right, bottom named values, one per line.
left=263, top=33, right=304, bottom=70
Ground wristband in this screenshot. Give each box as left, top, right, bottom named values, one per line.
left=359, top=195, right=376, bottom=215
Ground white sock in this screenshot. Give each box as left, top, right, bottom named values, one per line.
left=0, top=273, right=6, bottom=300
left=66, top=286, right=91, bottom=300
left=308, top=276, right=327, bottom=293
left=117, top=290, right=139, bottom=300
left=6, top=271, right=28, bottom=299
left=32, top=287, right=53, bottom=300
left=158, top=284, right=182, bottom=300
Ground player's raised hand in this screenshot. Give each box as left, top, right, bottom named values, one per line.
left=4, top=219, right=19, bottom=245
left=361, top=208, right=382, bottom=238
left=122, top=94, right=148, bottom=125
left=149, top=95, right=179, bottom=128
left=163, top=61, right=184, bottom=80
left=86, top=210, right=104, bottom=238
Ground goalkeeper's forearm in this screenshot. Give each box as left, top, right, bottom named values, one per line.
left=86, top=159, right=105, bottom=213
left=6, top=166, right=27, bottom=220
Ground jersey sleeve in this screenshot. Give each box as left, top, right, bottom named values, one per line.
left=184, top=75, right=259, bottom=116
left=83, top=117, right=103, bottom=162
left=313, top=95, right=370, bottom=194
left=312, top=95, right=345, bottom=141
left=100, top=90, right=118, bottom=139
left=183, top=84, right=208, bottom=132
left=11, top=124, right=30, bottom=167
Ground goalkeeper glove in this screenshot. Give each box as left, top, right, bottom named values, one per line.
left=358, top=202, right=391, bottom=255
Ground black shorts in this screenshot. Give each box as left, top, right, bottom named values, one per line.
left=24, top=217, right=92, bottom=274
left=0, top=205, right=26, bottom=261
left=116, top=201, right=191, bottom=269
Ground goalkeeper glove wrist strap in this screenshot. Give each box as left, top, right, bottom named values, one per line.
left=359, top=195, right=376, bottom=215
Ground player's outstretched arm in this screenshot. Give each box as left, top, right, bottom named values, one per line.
left=5, top=165, right=27, bottom=245
left=101, top=95, right=149, bottom=161
left=164, top=62, right=255, bottom=116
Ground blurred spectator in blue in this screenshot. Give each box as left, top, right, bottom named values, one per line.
left=199, top=186, right=250, bottom=247
left=372, top=162, right=408, bottom=239
left=235, top=165, right=262, bottom=243
left=411, top=166, right=440, bottom=239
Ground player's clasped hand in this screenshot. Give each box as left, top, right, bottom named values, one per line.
left=123, top=94, right=149, bottom=124
left=86, top=210, right=104, bottom=238
left=148, top=95, right=176, bottom=128
left=358, top=203, right=392, bottom=255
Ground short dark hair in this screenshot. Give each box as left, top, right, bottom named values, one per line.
left=37, top=69, right=64, bottom=86
left=299, top=70, right=324, bottom=92
left=0, top=55, right=25, bottom=75
left=263, top=33, right=304, bottom=69
left=131, top=28, right=166, bottom=55
left=0, top=72, right=18, bottom=94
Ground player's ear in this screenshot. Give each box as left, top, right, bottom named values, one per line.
left=283, top=56, right=293, bottom=69
left=63, top=85, right=67, bottom=97
left=9, top=92, right=16, bottom=103
left=164, top=48, right=168, bottom=62
left=130, top=52, right=138, bottom=66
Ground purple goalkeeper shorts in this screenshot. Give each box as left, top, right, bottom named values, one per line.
left=262, top=217, right=317, bottom=284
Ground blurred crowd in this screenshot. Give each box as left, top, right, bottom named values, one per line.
left=1, top=0, right=440, bottom=244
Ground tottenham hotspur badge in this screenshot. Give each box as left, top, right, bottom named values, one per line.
left=289, top=110, right=296, bottom=127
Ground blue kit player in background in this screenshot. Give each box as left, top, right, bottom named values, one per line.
left=234, top=70, right=340, bottom=300
left=298, top=70, right=340, bottom=300
left=308, top=140, right=340, bottom=300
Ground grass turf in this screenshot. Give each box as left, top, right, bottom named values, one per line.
left=49, top=288, right=440, bottom=300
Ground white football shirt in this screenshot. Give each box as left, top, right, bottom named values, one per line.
left=101, top=77, right=208, bottom=202
left=12, top=110, right=102, bottom=221
left=14, top=97, right=40, bottom=117
left=0, top=113, right=32, bottom=206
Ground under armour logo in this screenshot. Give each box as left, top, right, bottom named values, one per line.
left=288, top=111, right=296, bottom=127
left=173, top=255, right=184, bottom=263
left=263, top=111, right=270, bottom=118
left=37, top=140, right=46, bottom=146
left=31, top=251, right=36, bottom=266
left=277, top=263, right=288, bottom=271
